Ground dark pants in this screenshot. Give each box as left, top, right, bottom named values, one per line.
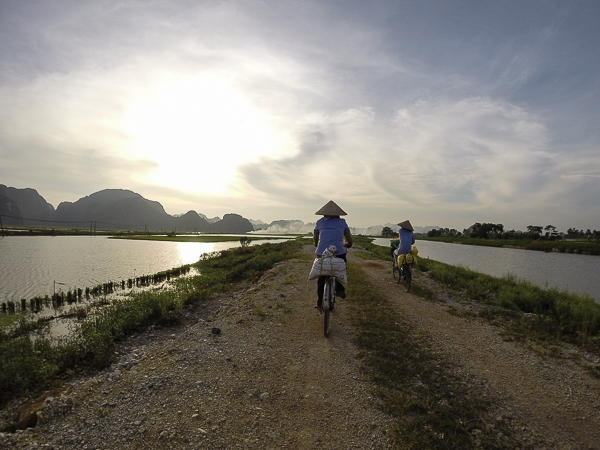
left=317, top=253, right=347, bottom=303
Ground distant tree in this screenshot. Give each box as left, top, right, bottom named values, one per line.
left=427, top=228, right=461, bottom=238
left=544, top=225, right=560, bottom=240
left=381, top=226, right=396, bottom=237
left=567, top=228, right=587, bottom=239
left=467, top=223, right=504, bottom=239
left=240, top=236, right=251, bottom=247
left=526, top=225, right=543, bottom=239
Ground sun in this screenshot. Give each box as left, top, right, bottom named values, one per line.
left=122, top=75, right=283, bottom=194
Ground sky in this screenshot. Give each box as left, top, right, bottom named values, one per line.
left=1, top=0, right=599, bottom=231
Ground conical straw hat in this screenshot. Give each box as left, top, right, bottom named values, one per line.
left=315, top=200, right=347, bottom=216
left=397, top=220, right=414, bottom=231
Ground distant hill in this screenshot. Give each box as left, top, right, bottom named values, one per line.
left=249, top=219, right=269, bottom=231
left=0, top=193, right=24, bottom=226
left=252, top=220, right=441, bottom=236
left=0, top=185, right=433, bottom=235
left=0, top=184, right=54, bottom=225
left=0, top=187, right=252, bottom=233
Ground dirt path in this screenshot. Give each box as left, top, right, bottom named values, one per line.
left=4, top=246, right=600, bottom=449
left=2, top=252, right=391, bottom=449
left=351, top=251, right=600, bottom=450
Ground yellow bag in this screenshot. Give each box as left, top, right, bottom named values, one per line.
left=397, top=246, right=418, bottom=266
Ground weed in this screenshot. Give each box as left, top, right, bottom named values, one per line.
left=586, top=365, right=600, bottom=379
left=346, top=265, right=523, bottom=448
left=357, top=235, right=600, bottom=355
left=276, top=303, right=292, bottom=313
left=252, top=305, right=267, bottom=317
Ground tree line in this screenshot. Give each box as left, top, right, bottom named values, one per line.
left=426, top=223, right=600, bottom=240
left=380, top=223, right=600, bottom=240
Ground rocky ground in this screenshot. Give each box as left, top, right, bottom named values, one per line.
left=2, top=245, right=600, bottom=449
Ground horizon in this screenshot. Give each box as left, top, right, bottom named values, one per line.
left=3, top=184, right=595, bottom=235
left=2, top=1, right=599, bottom=231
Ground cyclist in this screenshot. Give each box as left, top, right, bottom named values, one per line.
left=313, top=200, right=353, bottom=308
left=394, top=219, right=415, bottom=262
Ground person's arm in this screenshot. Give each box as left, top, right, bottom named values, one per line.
left=343, top=230, right=353, bottom=248
left=313, top=231, right=319, bottom=247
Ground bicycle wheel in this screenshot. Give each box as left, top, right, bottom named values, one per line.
left=323, top=277, right=335, bottom=337
left=402, top=264, right=412, bottom=292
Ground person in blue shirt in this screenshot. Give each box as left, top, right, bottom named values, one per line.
left=396, top=219, right=415, bottom=255
left=313, top=200, right=353, bottom=307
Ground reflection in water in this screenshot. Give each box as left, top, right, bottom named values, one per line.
left=0, top=236, right=289, bottom=337
left=0, top=236, right=288, bottom=302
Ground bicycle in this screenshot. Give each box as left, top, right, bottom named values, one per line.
left=392, top=253, right=413, bottom=292
left=318, top=275, right=336, bottom=337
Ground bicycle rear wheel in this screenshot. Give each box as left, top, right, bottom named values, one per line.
left=323, top=277, right=335, bottom=337
left=402, top=264, right=412, bottom=292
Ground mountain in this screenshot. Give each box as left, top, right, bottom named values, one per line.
left=0, top=193, right=25, bottom=226
left=0, top=187, right=250, bottom=233
left=209, top=214, right=253, bottom=233
left=260, top=220, right=314, bottom=234
left=248, top=219, right=269, bottom=231
left=252, top=220, right=386, bottom=236
left=252, top=220, right=441, bottom=236
left=198, top=213, right=221, bottom=224
left=55, top=189, right=172, bottom=230
left=0, top=185, right=435, bottom=235
left=0, top=184, right=54, bottom=223
left=173, top=210, right=212, bottom=233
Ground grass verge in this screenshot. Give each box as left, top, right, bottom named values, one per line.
left=352, top=236, right=600, bottom=368
left=346, top=265, right=525, bottom=449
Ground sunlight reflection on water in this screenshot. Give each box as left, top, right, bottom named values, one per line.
left=0, top=236, right=288, bottom=301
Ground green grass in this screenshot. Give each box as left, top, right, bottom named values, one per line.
left=352, top=236, right=600, bottom=360
left=0, top=311, right=28, bottom=328
left=0, top=238, right=307, bottom=412
left=346, top=265, right=525, bottom=449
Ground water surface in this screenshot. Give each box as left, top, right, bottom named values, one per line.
left=373, top=238, right=600, bottom=302
left=0, top=235, right=285, bottom=301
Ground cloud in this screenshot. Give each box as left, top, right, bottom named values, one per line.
left=238, top=97, right=554, bottom=213
left=1, top=0, right=600, bottom=230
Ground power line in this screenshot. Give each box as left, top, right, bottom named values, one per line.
left=0, top=213, right=150, bottom=229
